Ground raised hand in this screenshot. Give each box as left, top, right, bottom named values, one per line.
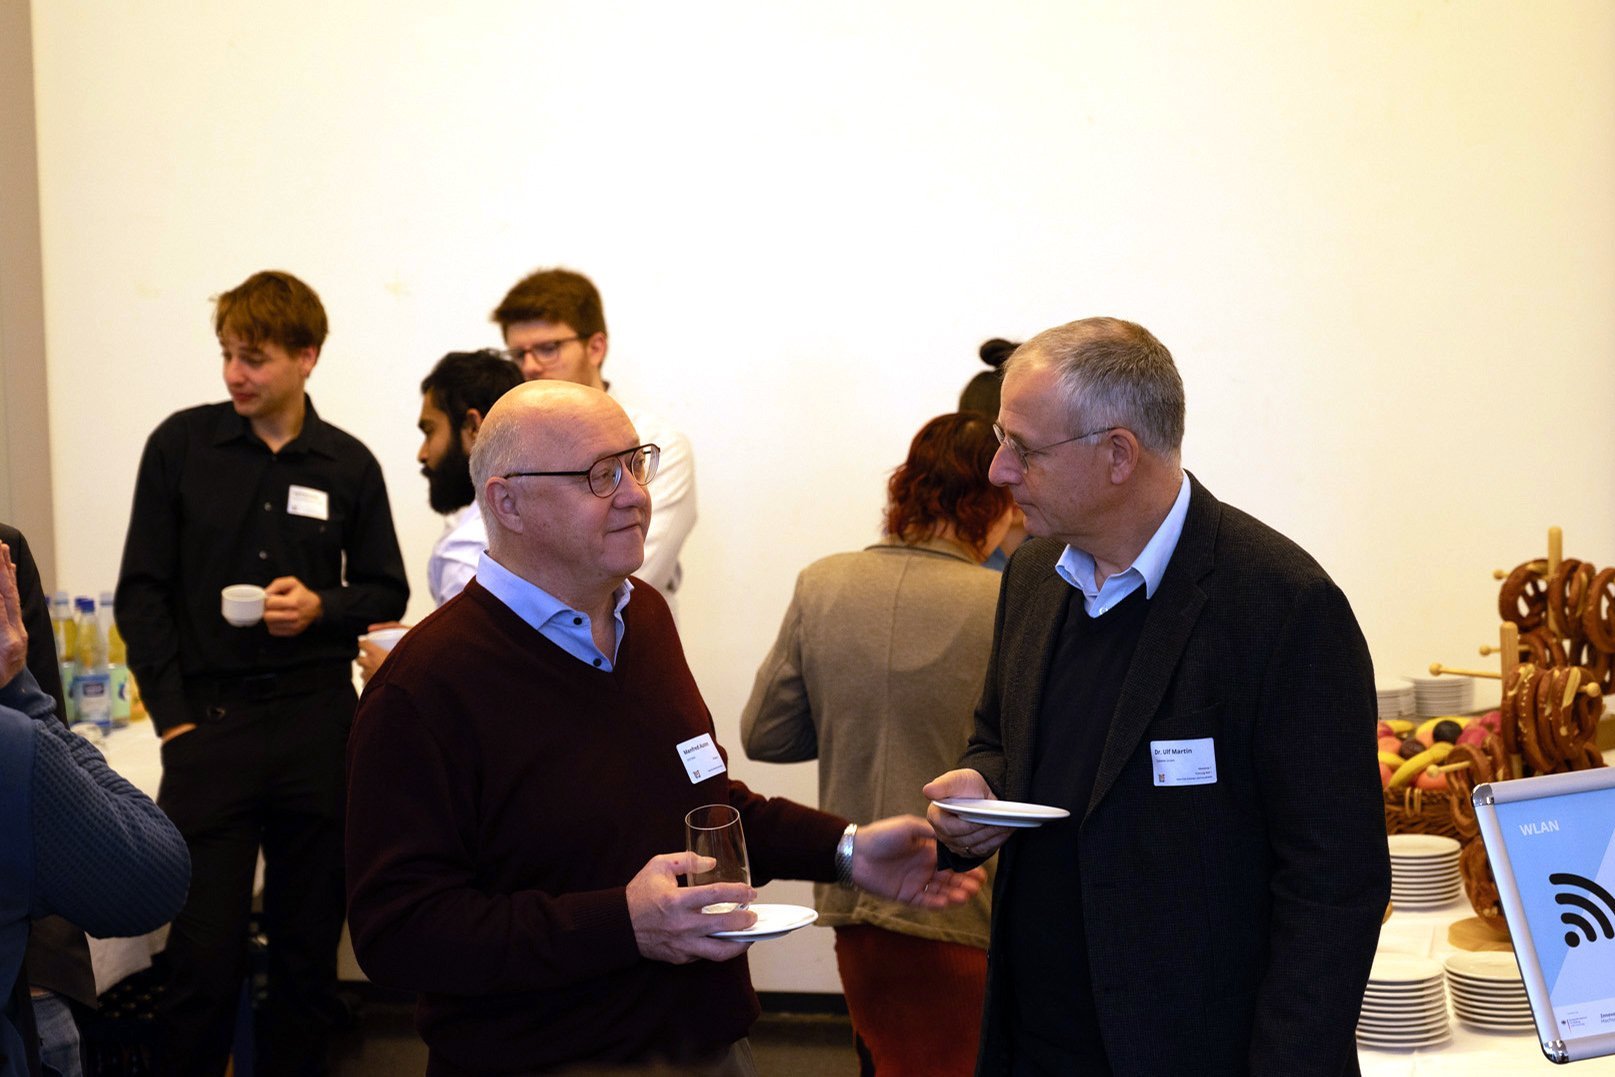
left=850, top=815, right=986, bottom=907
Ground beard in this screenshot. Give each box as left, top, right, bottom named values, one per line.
left=424, top=438, right=477, bottom=515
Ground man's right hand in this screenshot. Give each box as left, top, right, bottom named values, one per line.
left=923, top=768, right=1014, bottom=861
left=625, top=852, right=758, bottom=965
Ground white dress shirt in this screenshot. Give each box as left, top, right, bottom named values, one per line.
left=428, top=503, right=485, bottom=607
left=1055, top=473, right=1191, bottom=617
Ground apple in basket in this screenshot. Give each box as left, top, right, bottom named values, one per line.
left=1455, top=723, right=1491, bottom=749
left=1414, top=766, right=1448, bottom=792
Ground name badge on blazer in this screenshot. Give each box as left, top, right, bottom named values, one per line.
left=1151, top=737, right=1217, bottom=786
left=677, top=733, right=727, bottom=784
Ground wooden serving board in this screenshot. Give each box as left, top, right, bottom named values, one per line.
left=1448, top=914, right=1513, bottom=951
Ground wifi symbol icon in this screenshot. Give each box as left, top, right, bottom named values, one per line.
left=1550, top=873, right=1615, bottom=948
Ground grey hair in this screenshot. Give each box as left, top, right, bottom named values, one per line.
left=1007, top=317, right=1184, bottom=455
left=470, top=406, right=526, bottom=525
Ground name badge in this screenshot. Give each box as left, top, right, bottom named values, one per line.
left=677, top=733, right=727, bottom=784
left=1151, top=737, right=1217, bottom=787
left=287, top=485, right=330, bottom=520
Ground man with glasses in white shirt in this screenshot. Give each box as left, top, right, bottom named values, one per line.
left=490, top=267, right=697, bottom=617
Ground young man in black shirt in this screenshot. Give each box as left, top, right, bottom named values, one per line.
left=115, top=270, right=408, bottom=1076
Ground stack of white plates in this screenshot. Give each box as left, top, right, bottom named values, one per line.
left=1377, top=678, right=1416, bottom=719
left=1409, top=675, right=1474, bottom=718
left=1387, top=834, right=1463, bottom=908
left=1359, top=953, right=1451, bottom=1049
left=1445, top=951, right=1535, bottom=1032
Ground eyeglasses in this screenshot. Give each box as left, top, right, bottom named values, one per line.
left=503, top=443, right=661, bottom=498
left=498, top=337, right=582, bottom=367
left=992, top=422, right=1118, bottom=470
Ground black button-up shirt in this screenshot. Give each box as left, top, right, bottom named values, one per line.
left=115, top=398, right=408, bottom=733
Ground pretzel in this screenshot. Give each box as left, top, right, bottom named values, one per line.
left=1584, top=567, right=1615, bottom=655
left=1571, top=668, right=1604, bottom=742
left=1460, top=836, right=1502, bottom=921
left=1499, top=663, right=1538, bottom=768
left=1444, top=742, right=1493, bottom=837
left=1520, top=627, right=1570, bottom=668
left=1541, top=669, right=1581, bottom=771
left=1549, top=559, right=1595, bottom=647
left=1499, top=561, right=1549, bottom=632
left=1519, top=666, right=1558, bottom=774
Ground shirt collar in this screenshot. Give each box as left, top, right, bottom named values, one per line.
left=1056, top=472, right=1191, bottom=601
left=474, top=550, right=633, bottom=634
left=210, top=394, right=337, bottom=458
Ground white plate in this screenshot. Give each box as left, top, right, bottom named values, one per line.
left=1457, top=1015, right=1537, bottom=1032
left=1445, top=951, right=1522, bottom=981
left=1356, top=1028, right=1452, bottom=1049
left=1369, top=954, right=1445, bottom=984
left=931, top=798, right=1071, bottom=828
left=708, top=903, right=818, bottom=942
left=1358, top=1015, right=1453, bottom=1035
left=1387, top=835, right=1462, bottom=857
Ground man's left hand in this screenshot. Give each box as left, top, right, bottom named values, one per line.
left=850, top=815, right=986, bottom=908
left=0, top=543, right=26, bottom=683
left=264, top=576, right=322, bottom=637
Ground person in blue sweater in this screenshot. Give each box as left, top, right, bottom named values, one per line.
left=1, top=541, right=190, bottom=1077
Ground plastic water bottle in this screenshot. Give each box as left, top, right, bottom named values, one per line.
left=51, top=591, right=77, bottom=723
left=100, top=591, right=131, bottom=727
left=71, top=596, right=112, bottom=733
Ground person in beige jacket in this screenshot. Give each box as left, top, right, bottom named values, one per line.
left=741, top=412, right=1014, bottom=1077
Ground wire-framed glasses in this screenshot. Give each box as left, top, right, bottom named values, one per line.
left=503, top=443, right=661, bottom=498
left=991, top=422, right=1118, bottom=469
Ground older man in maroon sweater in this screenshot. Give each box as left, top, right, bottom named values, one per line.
left=346, top=381, right=979, bottom=1075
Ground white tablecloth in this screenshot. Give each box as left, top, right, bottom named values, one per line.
left=1364, top=889, right=1615, bottom=1072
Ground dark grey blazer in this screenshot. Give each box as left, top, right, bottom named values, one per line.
left=958, top=475, right=1389, bottom=1076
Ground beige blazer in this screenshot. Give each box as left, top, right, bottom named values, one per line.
left=740, top=537, right=998, bottom=947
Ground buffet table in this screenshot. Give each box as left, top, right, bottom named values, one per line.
left=1362, top=902, right=1615, bottom=1075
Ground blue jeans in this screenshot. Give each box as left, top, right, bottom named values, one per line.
left=31, top=991, right=83, bottom=1077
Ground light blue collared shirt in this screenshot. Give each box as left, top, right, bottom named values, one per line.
left=1055, top=473, right=1191, bottom=617
left=474, top=551, right=633, bottom=671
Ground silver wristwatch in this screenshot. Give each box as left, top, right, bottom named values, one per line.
left=834, top=823, right=857, bottom=889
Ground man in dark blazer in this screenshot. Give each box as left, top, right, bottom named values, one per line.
left=925, top=318, right=1390, bottom=1076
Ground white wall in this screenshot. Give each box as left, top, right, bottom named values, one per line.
left=29, top=2, right=1615, bottom=992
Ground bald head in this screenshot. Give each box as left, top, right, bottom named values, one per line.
left=470, top=380, right=651, bottom=604
left=471, top=381, right=626, bottom=521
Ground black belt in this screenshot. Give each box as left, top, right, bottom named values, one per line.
left=184, top=663, right=352, bottom=704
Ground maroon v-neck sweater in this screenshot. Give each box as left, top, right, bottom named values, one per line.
left=346, top=579, right=847, bottom=1073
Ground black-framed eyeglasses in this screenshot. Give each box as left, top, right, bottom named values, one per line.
left=497, top=337, right=582, bottom=367
left=992, top=422, right=1118, bottom=470
left=502, top=443, right=660, bottom=498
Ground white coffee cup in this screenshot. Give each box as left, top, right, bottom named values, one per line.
left=359, top=626, right=408, bottom=652
left=221, top=584, right=267, bottom=627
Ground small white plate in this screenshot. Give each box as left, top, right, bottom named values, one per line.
left=708, top=903, right=818, bottom=942
left=931, top=798, right=1071, bottom=828
left=1387, top=834, right=1462, bottom=857
left=1445, top=951, right=1523, bottom=981
left=1368, top=953, right=1445, bottom=985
